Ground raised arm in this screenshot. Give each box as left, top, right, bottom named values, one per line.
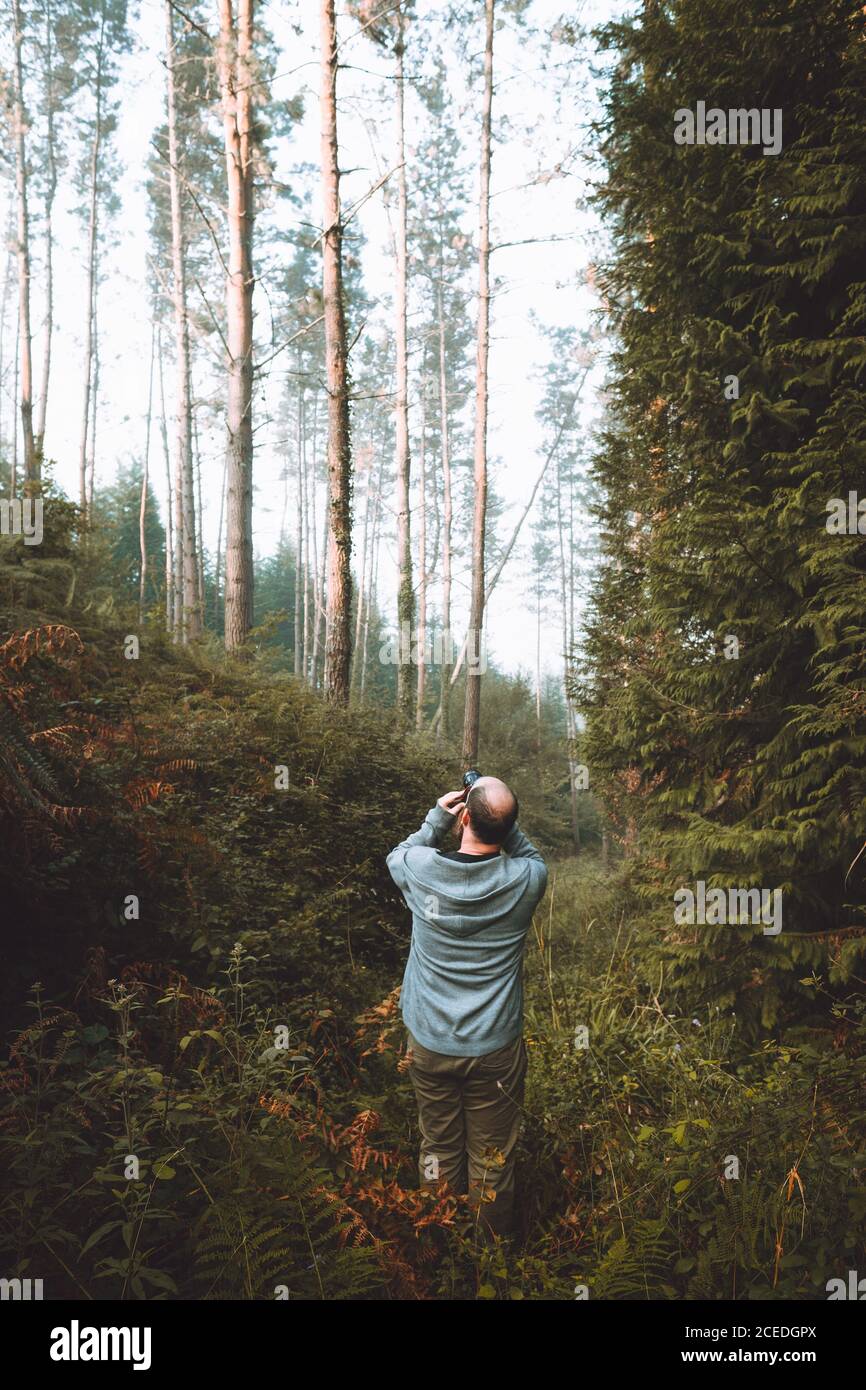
left=501, top=822, right=546, bottom=863
left=501, top=821, right=548, bottom=905
left=386, top=794, right=462, bottom=890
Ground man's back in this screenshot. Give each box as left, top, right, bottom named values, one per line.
left=387, top=802, right=548, bottom=1055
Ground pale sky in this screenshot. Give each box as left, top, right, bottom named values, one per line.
left=9, top=0, right=625, bottom=678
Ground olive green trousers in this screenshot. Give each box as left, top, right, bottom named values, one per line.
left=406, top=1029, right=528, bottom=1240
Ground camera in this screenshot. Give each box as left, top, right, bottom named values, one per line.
left=462, top=769, right=481, bottom=794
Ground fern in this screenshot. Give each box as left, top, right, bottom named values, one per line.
left=688, top=1180, right=776, bottom=1298
left=591, top=1219, right=676, bottom=1300
left=193, top=1140, right=382, bottom=1301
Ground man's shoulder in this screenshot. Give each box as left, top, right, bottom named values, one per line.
left=398, top=843, right=443, bottom=870
left=510, top=853, right=548, bottom=897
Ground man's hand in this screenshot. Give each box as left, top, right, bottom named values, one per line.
left=437, top=788, right=466, bottom=815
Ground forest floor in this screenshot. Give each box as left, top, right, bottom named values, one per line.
left=2, top=604, right=861, bottom=1301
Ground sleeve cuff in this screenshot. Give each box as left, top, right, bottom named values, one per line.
left=427, top=804, right=456, bottom=835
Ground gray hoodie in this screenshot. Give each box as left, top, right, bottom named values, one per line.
left=386, top=803, right=548, bottom=1056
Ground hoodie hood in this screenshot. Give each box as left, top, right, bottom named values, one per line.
left=400, top=846, right=536, bottom=937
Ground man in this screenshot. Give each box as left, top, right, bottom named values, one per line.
left=386, top=776, right=548, bottom=1240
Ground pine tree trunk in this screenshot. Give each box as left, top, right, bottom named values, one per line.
left=535, top=565, right=542, bottom=754
left=88, top=325, right=99, bottom=512
left=320, top=0, right=352, bottom=703
left=195, top=420, right=205, bottom=618
left=462, top=0, right=494, bottom=768
left=0, top=215, right=14, bottom=467
left=310, top=472, right=322, bottom=686
left=351, top=480, right=369, bottom=694
left=440, top=384, right=584, bottom=712
left=556, top=460, right=580, bottom=854
left=78, top=5, right=106, bottom=514
left=416, top=377, right=428, bottom=729
left=12, top=0, right=36, bottom=488
left=35, top=0, right=57, bottom=460
left=140, top=317, right=155, bottom=624
left=172, top=396, right=183, bottom=636
left=394, top=15, right=414, bottom=720
left=351, top=424, right=377, bottom=696
left=214, top=454, right=227, bottom=630
left=360, top=457, right=383, bottom=703
left=317, top=494, right=328, bottom=681
left=293, top=364, right=304, bottom=675
left=307, top=390, right=320, bottom=681
left=437, top=280, right=453, bottom=739
left=568, top=472, right=580, bottom=849
left=302, top=417, right=310, bottom=679
left=12, top=317, right=19, bottom=493
left=158, top=323, right=174, bottom=632
left=166, top=0, right=201, bottom=641
left=219, top=0, right=255, bottom=652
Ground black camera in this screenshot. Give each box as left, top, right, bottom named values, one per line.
left=462, top=769, right=481, bottom=794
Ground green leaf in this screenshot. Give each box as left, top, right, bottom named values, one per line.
left=80, top=1221, right=122, bottom=1255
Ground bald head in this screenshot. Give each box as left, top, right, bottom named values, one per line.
left=465, top=776, right=518, bottom=847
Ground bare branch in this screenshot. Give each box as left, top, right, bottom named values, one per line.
left=166, top=0, right=213, bottom=43
left=254, top=314, right=325, bottom=373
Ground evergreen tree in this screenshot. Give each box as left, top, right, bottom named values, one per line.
left=95, top=458, right=166, bottom=605
left=581, top=0, right=866, bottom=1030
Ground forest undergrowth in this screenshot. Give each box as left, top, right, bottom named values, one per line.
left=0, top=530, right=863, bottom=1300
left=4, top=846, right=864, bottom=1302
